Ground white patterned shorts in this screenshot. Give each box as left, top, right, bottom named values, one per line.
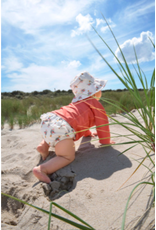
left=40, top=112, right=75, bottom=147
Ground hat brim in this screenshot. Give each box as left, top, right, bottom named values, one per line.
left=71, top=79, right=107, bottom=103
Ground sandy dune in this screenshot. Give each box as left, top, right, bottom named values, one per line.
left=1, top=110, right=154, bottom=229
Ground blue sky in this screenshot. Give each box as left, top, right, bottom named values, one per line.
left=1, top=0, right=155, bottom=92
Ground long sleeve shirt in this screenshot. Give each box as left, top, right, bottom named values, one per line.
left=52, top=97, right=110, bottom=144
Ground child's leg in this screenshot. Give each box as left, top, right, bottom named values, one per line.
left=37, top=139, right=49, bottom=160
left=33, top=139, right=75, bottom=183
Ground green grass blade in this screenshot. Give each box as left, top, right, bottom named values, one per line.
left=89, top=15, right=155, bottom=140
left=52, top=202, right=95, bottom=229
left=151, top=172, right=155, bottom=185
left=117, top=156, right=147, bottom=191
left=151, top=68, right=155, bottom=88
left=143, top=147, right=155, bottom=166
left=121, top=182, right=154, bottom=230
left=90, top=26, right=130, bottom=81
left=48, top=202, right=53, bottom=230
left=148, top=36, right=155, bottom=48
left=118, top=144, right=138, bottom=156
left=101, top=14, right=140, bottom=91
left=132, top=157, right=154, bottom=175
left=86, top=35, right=123, bottom=83
left=1, top=193, right=94, bottom=230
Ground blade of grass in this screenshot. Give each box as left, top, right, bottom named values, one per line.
left=90, top=14, right=155, bottom=229
left=121, top=182, right=154, bottom=230
left=48, top=201, right=53, bottom=230
left=1, top=193, right=94, bottom=230
left=117, top=156, right=147, bottom=191
left=52, top=202, right=95, bottom=229
left=117, top=144, right=138, bottom=156
left=89, top=17, right=155, bottom=135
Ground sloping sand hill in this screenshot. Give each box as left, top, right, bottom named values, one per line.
left=1, top=110, right=154, bottom=229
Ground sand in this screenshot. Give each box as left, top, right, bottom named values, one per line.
left=1, top=110, right=155, bottom=230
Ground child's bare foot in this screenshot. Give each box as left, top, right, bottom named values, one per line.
left=37, top=140, right=49, bottom=160
left=33, top=166, right=51, bottom=183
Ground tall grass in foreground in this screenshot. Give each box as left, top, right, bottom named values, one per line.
left=88, top=15, right=155, bottom=229
left=1, top=193, right=95, bottom=230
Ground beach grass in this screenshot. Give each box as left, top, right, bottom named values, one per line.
left=2, top=90, right=146, bottom=130
left=1, top=116, right=5, bottom=129
left=8, top=115, right=14, bottom=130
left=1, top=192, right=95, bottom=230
left=1, top=94, right=73, bottom=129
left=88, top=15, right=155, bottom=229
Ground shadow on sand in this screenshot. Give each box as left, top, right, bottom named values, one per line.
left=34, top=136, right=132, bottom=200
left=72, top=136, right=132, bottom=184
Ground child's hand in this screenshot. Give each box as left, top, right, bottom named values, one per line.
left=100, top=140, right=115, bottom=146
left=90, top=131, right=98, bottom=137
left=109, top=140, right=115, bottom=144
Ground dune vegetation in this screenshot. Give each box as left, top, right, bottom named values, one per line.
left=1, top=88, right=146, bottom=130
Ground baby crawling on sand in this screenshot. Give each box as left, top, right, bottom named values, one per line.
left=33, top=72, right=115, bottom=184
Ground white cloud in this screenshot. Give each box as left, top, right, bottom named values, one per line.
left=89, top=55, right=106, bottom=72
left=96, top=18, right=104, bottom=27
left=5, top=63, right=81, bottom=92
left=2, top=0, right=96, bottom=34
left=94, top=72, right=119, bottom=85
left=68, top=60, right=81, bottom=68
left=101, top=26, right=109, bottom=33
left=61, top=60, right=82, bottom=68
left=94, top=10, right=97, bottom=16
left=2, top=56, right=23, bottom=73
left=107, top=18, right=113, bottom=24
left=123, top=0, right=155, bottom=20
left=115, top=31, right=155, bottom=63
left=71, top=15, right=116, bottom=37
left=100, top=19, right=116, bottom=33
left=71, top=13, right=94, bottom=37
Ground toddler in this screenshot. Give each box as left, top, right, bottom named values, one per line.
left=33, top=72, right=115, bottom=183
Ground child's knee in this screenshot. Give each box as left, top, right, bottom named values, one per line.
left=55, top=138, right=75, bottom=162
left=37, top=140, right=49, bottom=153
left=68, top=153, right=75, bottom=162
left=37, top=145, right=42, bottom=153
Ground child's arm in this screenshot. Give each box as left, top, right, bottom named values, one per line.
left=85, top=130, right=115, bottom=144
left=91, top=102, right=112, bottom=144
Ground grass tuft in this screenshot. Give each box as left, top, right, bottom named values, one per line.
left=88, top=16, right=155, bottom=229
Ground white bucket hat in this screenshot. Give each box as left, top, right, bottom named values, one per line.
left=70, top=72, right=107, bottom=103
